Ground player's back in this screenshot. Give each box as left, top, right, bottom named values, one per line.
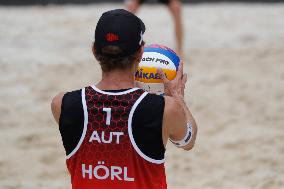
left=59, top=85, right=167, bottom=189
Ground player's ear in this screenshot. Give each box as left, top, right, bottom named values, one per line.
left=134, top=45, right=144, bottom=70
left=137, top=44, right=144, bottom=61
left=92, top=42, right=96, bottom=56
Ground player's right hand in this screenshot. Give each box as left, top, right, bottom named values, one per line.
left=157, top=61, right=187, bottom=100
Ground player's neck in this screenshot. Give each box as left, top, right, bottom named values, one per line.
left=96, top=68, right=136, bottom=90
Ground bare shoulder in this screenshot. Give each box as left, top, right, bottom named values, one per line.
left=51, top=92, right=66, bottom=124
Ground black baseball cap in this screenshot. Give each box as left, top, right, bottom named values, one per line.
left=94, top=9, right=146, bottom=58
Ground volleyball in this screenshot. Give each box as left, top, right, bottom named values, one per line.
left=135, top=44, right=180, bottom=95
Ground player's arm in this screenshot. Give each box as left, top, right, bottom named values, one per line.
left=163, top=96, right=197, bottom=150
left=51, top=92, right=65, bottom=124
left=158, top=61, right=197, bottom=151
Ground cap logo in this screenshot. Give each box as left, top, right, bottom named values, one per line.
left=106, top=33, right=119, bottom=42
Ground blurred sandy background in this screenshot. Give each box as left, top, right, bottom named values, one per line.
left=0, top=3, right=284, bottom=189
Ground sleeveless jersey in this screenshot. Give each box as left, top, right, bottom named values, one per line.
left=66, top=86, right=167, bottom=189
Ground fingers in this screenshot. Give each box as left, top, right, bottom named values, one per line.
left=181, top=73, right=187, bottom=97
left=181, top=73, right=187, bottom=85
left=157, top=68, right=169, bottom=83
left=176, top=61, right=184, bottom=79
left=180, top=60, right=184, bottom=74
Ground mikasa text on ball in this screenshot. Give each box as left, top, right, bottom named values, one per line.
left=135, top=44, right=180, bottom=95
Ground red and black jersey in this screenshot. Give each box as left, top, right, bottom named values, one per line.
left=60, top=86, right=166, bottom=189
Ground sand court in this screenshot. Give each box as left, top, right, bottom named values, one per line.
left=0, top=3, right=284, bottom=189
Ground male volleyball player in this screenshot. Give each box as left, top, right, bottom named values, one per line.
left=51, top=9, right=197, bottom=189
left=125, top=0, right=184, bottom=57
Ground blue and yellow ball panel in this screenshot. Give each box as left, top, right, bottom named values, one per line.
left=135, top=44, right=180, bottom=94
